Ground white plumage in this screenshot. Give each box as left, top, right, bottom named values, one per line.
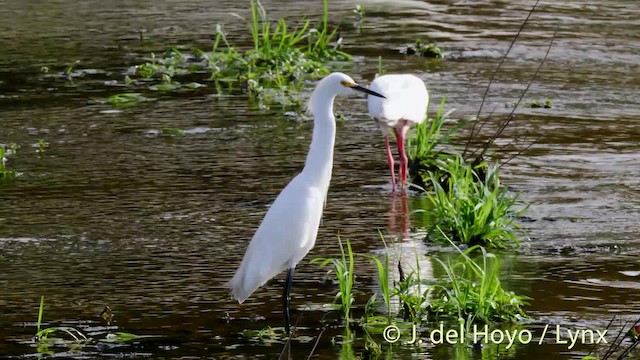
left=229, top=180, right=324, bottom=303
left=228, top=72, right=386, bottom=334
left=367, top=74, right=429, bottom=190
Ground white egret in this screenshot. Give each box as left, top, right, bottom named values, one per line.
left=228, top=72, right=385, bottom=335
left=367, top=74, right=429, bottom=190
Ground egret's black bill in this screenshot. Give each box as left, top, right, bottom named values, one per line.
left=352, top=85, right=386, bottom=99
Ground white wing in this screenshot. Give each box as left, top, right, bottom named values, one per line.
left=368, top=74, right=429, bottom=127
left=228, top=175, right=324, bottom=303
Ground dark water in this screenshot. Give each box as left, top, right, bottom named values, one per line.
left=1, top=0, right=639, bottom=358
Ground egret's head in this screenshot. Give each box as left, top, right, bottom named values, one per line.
left=307, top=72, right=385, bottom=114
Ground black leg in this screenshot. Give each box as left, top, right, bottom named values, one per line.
left=283, top=267, right=294, bottom=335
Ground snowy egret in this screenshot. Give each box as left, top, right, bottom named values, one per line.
left=367, top=74, right=429, bottom=190
left=228, top=72, right=385, bottom=335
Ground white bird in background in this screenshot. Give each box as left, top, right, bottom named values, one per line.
left=228, top=72, right=386, bottom=335
left=367, top=74, right=429, bottom=190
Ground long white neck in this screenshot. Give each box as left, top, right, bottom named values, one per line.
left=302, top=96, right=336, bottom=190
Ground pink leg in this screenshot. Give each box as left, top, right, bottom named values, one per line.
left=393, top=122, right=410, bottom=190
left=384, top=135, right=397, bottom=191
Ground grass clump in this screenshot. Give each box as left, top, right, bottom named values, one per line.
left=425, top=156, right=525, bottom=249
left=112, top=0, right=349, bottom=110
left=35, top=295, right=88, bottom=345
left=527, top=97, right=552, bottom=108
left=106, top=93, right=151, bottom=106
left=0, top=144, right=18, bottom=182
left=406, top=97, right=465, bottom=189
left=34, top=295, right=143, bottom=355
left=160, top=127, right=185, bottom=136
left=429, top=241, right=529, bottom=323
left=312, top=237, right=356, bottom=321
left=401, top=39, right=444, bottom=58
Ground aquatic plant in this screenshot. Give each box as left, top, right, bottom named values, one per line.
left=361, top=234, right=392, bottom=321
left=353, top=5, right=365, bottom=21
left=312, top=237, right=356, bottom=322
left=401, top=39, right=444, bottom=58
left=35, top=295, right=88, bottom=344
left=0, top=145, right=17, bottom=182
left=425, top=156, right=525, bottom=248
left=393, top=261, right=431, bottom=323
left=106, top=93, right=151, bottom=106
left=37, top=139, right=47, bottom=157
left=406, top=97, right=466, bottom=189
left=527, top=97, right=552, bottom=108
left=110, top=0, right=349, bottom=110
left=33, top=295, right=144, bottom=355
left=429, top=239, right=529, bottom=323
left=160, top=127, right=185, bottom=136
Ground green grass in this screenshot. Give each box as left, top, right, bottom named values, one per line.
left=34, top=295, right=143, bottom=355
left=312, top=237, right=356, bottom=321
left=425, top=156, right=525, bottom=248
left=527, top=97, right=552, bottom=108
left=35, top=295, right=88, bottom=343
left=402, top=39, right=444, bottom=58
left=0, top=145, right=17, bottom=182
left=429, top=236, right=529, bottom=323
left=405, top=97, right=465, bottom=190
left=106, top=93, right=151, bottom=106
left=312, top=233, right=529, bottom=358
left=109, top=0, right=349, bottom=110
left=361, top=233, right=392, bottom=322
left=160, top=127, right=185, bottom=136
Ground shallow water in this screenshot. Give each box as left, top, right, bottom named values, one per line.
left=1, top=0, right=639, bottom=358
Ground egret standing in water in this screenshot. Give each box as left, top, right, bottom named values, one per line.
left=228, top=72, right=385, bottom=335
left=367, top=74, right=429, bottom=190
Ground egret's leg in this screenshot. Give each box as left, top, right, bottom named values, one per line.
left=384, top=135, right=397, bottom=190
left=283, top=267, right=295, bottom=335
left=394, top=122, right=410, bottom=189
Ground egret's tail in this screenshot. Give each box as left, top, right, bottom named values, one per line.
left=227, top=269, right=255, bottom=304
left=228, top=256, right=286, bottom=303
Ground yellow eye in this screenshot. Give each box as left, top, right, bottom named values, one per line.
left=340, top=80, right=355, bottom=87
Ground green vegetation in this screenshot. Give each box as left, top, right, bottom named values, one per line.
left=429, top=240, right=529, bottom=323
left=398, top=81, right=524, bottom=250
left=313, top=237, right=356, bottom=321
left=528, top=97, right=552, bottom=108
left=0, top=144, right=17, bottom=182
left=37, top=139, right=47, bottom=157
left=353, top=5, right=365, bottom=21
left=402, top=39, right=444, bottom=58
left=108, top=0, right=349, bottom=110
left=106, top=93, right=152, bottom=106
left=161, top=127, right=185, bottom=136
left=352, top=4, right=365, bottom=32
left=314, top=234, right=528, bottom=351
left=406, top=97, right=465, bottom=190
left=425, top=156, right=525, bottom=248
left=34, top=295, right=143, bottom=354
left=35, top=295, right=88, bottom=344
